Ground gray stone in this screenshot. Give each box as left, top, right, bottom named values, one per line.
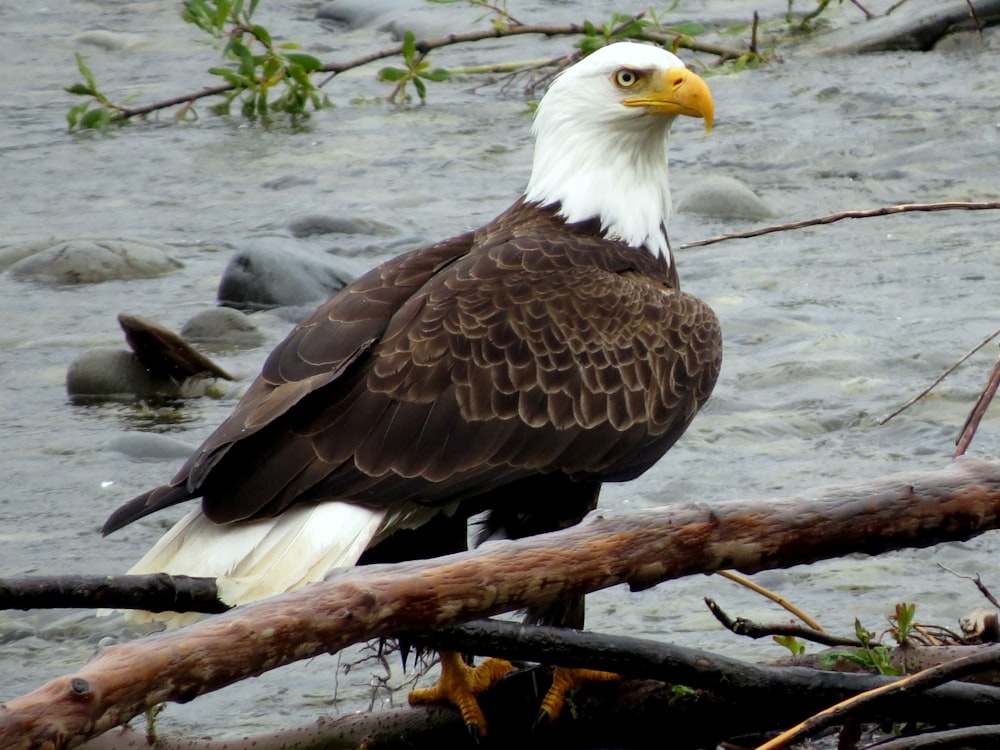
left=217, top=245, right=358, bottom=311
left=6, top=238, right=181, bottom=285
left=66, top=349, right=181, bottom=400
left=676, top=176, right=775, bottom=221
left=181, top=307, right=266, bottom=348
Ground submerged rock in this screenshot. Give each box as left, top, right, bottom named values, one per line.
left=287, top=214, right=397, bottom=238
left=107, top=432, right=195, bottom=461
left=5, top=238, right=181, bottom=285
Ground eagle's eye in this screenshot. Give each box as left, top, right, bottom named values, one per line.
left=613, top=68, right=641, bottom=88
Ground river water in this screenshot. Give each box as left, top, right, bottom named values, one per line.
left=1, top=0, right=999, bottom=741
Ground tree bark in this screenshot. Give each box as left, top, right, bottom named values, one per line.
left=3, top=457, right=1000, bottom=749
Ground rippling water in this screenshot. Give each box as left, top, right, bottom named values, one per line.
left=1, top=0, right=999, bottom=739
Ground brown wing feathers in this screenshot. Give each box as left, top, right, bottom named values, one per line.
left=102, top=200, right=721, bottom=536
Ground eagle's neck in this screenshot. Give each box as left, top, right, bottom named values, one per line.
left=524, top=108, right=675, bottom=260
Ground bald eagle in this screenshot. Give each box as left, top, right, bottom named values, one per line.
left=103, top=42, right=720, bottom=734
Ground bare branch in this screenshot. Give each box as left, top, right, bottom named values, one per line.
left=955, top=351, right=1000, bottom=457
left=680, top=202, right=1000, bottom=250
left=881, top=328, right=1000, bottom=426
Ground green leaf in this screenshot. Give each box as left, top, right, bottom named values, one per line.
left=413, top=76, right=427, bottom=101
left=419, top=67, right=450, bottom=82
left=251, top=24, right=272, bottom=47
left=65, top=83, right=94, bottom=97
left=80, top=107, right=112, bottom=130
left=378, top=67, right=406, bottom=82
left=402, top=30, right=416, bottom=64
left=74, top=53, right=97, bottom=90
left=285, top=53, right=322, bottom=73
left=66, top=101, right=89, bottom=128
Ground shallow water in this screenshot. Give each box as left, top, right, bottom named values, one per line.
left=1, top=0, right=999, bottom=740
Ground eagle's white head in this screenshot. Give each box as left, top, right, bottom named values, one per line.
left=525, top=42, right=713, bottom=259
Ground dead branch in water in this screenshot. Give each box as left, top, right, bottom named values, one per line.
left=3, top=459, right=1000, bottom=747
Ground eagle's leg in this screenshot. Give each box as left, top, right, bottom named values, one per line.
left=480, top=477, right=618, bottom=729
left=536, top=666, right=621, bottom=727
left=408, top=651, right=514, bottom=736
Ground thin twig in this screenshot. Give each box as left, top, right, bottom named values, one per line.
left=716, top=570, right=826, bottom=632
left=848, top=0, right=878, bottom=20
left=955, top=351, right=1000, bottom=457
left=965, top=0, right=985, bottom=33
left=681, top=201, right=1000, bottom=250
left=705, top=598, right=857, bottom=648
left=880, top=328, right=1000, bottom=425
left=754, top=644, right=1000, bottom=750
left=937, top=563, right=1000, bottom=610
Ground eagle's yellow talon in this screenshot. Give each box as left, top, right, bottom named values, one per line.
left=408, top=652, right=514, bottom=736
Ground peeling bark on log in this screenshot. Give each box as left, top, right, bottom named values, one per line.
left=3, top=458, right=1000, bottom=749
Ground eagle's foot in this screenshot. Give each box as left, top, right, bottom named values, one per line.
left=534, top=667, right=621, bottom=728
left=409, top=651, right=514, bottom=737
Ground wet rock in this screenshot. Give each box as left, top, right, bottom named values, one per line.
left=287, top=214, right=397, bottom=238
left=261, top=175, right=317, bottom=190
left=5, top=238, right=181, bottom=285
left=66, top=349, right=181, bottom=400
left=676, top=176, right=775, bottom=221
left=217, top=246, right=357, bottom=311
left=107, top=432, right=195, bottom=461
left=180, top=307, right=266, bottom=348
left=66, top=348, right=230, bottom=401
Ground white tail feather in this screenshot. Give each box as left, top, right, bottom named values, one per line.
left=120, top=502, right=387, bottom=627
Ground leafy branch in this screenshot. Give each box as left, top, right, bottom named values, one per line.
left=377, top=31, right=450, bottom=105
left=64, top=2, right=754, bottom=129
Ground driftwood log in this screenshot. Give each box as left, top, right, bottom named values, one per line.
left=3, top=457, right=1000, bottom=749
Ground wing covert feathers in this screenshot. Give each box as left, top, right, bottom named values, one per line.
left=106, top=200, right=722, bottom=573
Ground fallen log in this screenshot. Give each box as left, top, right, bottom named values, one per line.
left=3, top=457, right=1000, bottom=749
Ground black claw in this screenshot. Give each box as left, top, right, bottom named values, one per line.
left=467, top=722, right=483, bottom=743
left=533, top=709, right=552, bottom=732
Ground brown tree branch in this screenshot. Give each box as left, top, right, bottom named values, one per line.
left=77, top=623, right=1000, bottom=750
left=956, top=352, right=1000, bottom=457
left=680, top=202, right=1000, bottom=250
left=4, top=458, right=1000, bottom=747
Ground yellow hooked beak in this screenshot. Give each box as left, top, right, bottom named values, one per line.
left=623, top=67, right=714, bottom=133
